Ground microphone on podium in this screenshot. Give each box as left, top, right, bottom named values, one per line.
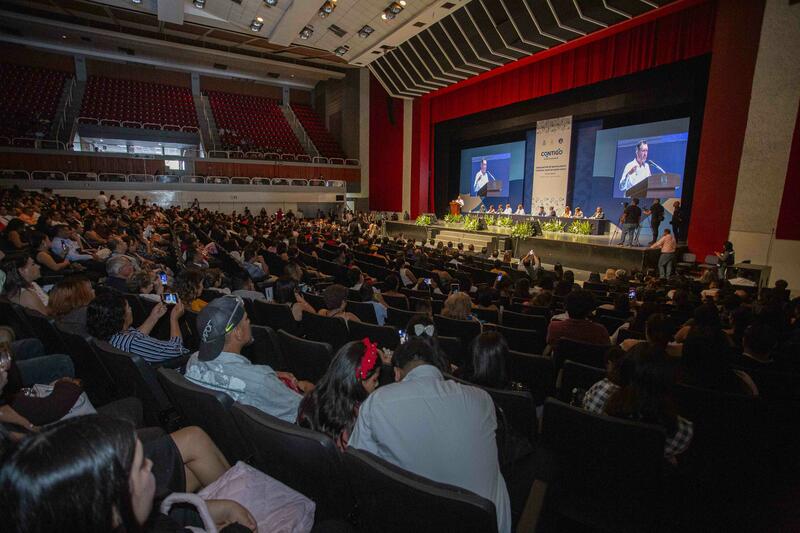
left=647, top=160, right=666, bottom=174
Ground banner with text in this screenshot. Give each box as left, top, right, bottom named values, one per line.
left=531, top=116, right=572, bottom=212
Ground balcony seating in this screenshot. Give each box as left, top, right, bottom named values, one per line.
left=205, top=90, right=305, bottom=155
left=0, top=63, right=69, bottom=139
left=290, top=103, right=346, bottom=159
left=80, top=76, right=197, bottom=128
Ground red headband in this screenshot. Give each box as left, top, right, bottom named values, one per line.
left=356, top=338, right=379, bottom=380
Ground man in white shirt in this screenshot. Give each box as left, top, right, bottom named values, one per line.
left=650, top=228, right=677, bottom=278
left=619, top=140, right=651, bottom=193
left=119, top=196, right=130, bottom=209
left=96, top=191, right=108, bottom=210
left=349, top=338, right=511, bottom=533
left=473, top=159, right=492, bottom=194
left=502, top=204, right=513, bottom=215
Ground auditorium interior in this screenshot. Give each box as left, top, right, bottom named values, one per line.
left=0, top=0, right=798, bottom=531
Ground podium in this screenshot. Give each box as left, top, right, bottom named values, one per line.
left=625, top=173, right=681, bottom=199
left=477, top=180, right=502, bottom=198
left=449, top=201, right=461, bottom=216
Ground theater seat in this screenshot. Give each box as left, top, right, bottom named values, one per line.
left=230, top=403, right=353, bottom=521
left=156, top=368, right=252, bottom=464
left=342, top=447, right=498, bottom=533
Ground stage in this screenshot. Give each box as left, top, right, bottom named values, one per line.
left=384, top=220, right=662, bottom=274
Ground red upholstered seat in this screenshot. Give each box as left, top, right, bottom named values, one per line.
left=204, top=90, right=306, bottom=156
left=0, top=63, right=70, bottom=139
left=80, top=76, right=197, bottom=129
left=290, top=103, right=347, bottom=159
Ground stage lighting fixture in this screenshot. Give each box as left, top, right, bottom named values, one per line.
left=131, top=0, right=142, bottom=4
left=319, top=0, right=336, bottom=18
left=193, top=0, right=205, bottom=8
left=299, top=25, right=314, bottom=39
left=263, top=0, right=278, bottom=6
left=250, top=17, right=264, bottom=32
left=357, top=25, right=374, bottom=38
left=334, top=45, right=349, bottom=56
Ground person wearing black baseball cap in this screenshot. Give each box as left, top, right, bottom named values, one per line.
left=185, top=295, right=311, bottom=422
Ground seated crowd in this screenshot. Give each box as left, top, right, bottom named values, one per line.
left=0, top=187, right=797, bottom=532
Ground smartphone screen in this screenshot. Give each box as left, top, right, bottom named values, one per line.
left=628, top=287, right=636, bottom=300
left=264, top=287, right=274, bottom=301
left=496, top=274, right=503, bottom=282
left=159, top=272, right=168, bottom=285
left=163, top=293, right=178, bottom=305
left=423, top=278, right=431, bottom=286
left=398, top=330, right=407, bottom=344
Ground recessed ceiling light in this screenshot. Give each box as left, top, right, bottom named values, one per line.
left=357, top=25, right=374, bottom=38
left=334, top=45, right=349, bottom=56
left=131, top=0, right=142, bottom=4
left=193, top=0, right=205, bottom=8
left=263, top=0, right=278, bottom=6
left=319, top=0, right=336, bottom=18
left=61, top=34, right=67, bottom=39
left=299, top=25, right=314, bottom=39
left=250, top=17, right=264, bottom=31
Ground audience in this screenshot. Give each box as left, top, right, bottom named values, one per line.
left=1, top=187, right=797, bottom=531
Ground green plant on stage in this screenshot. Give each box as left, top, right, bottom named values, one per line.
left=511, top=221, right=534, bottom=239
left=463, top=215, right=480, bottom=231
left=485, top=215, right=497, bottom=226
left=540, top=220, right=565, bottom=232
left=567, top=220, right=592, bottom=235
left=415, top=214, right=432, bottom=226
left=496, top=216, right=514, bottom=228
left=443, top=213, right=463, bottom=224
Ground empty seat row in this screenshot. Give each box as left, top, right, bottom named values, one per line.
left=0, top=63, right=69, bottom=138
left=80, top=76, right=198, bottom=128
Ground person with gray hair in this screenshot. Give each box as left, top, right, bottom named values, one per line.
left=105, top=255, right=134, bottom=293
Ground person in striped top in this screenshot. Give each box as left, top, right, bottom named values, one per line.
left=87, top=291, right=188, bottom=364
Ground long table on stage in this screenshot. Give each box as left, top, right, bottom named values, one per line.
left=384, top=220, right=659, bottom=273
left=474, top=214, right=609, bottom=235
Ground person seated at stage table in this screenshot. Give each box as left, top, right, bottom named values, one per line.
left=561, top=206, right=572, bottom=217
left=503, top=204, right=513, bottom=215
left=590, top=206, right=605, bottom=219
left=574, top=207, right=584, bottom=218
left=536, top=206, right=546, bottom=217
left=487, top=205, right=497, bottom=214
left=548, top=206, right=557, bottom=217
left=514, top=204, right=525, bottom=215
left=497, top=204, right=505, bottom=214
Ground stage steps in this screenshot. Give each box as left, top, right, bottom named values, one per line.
left=433, top=229, right=496, bottom=251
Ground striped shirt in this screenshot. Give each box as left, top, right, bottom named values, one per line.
left=109, top=328, right=187, bottom=364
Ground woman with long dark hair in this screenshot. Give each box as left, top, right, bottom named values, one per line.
left=297, top=338, right=381, bottom=449
left=0, top=415, right=255, bottom=533
left=467, top=331, right=510, bottom=390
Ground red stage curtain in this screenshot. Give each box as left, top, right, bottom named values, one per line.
left=410, top=0, right=716, bottom=216
left=369, top=76, right=404, bottom=212
left=776, top=100, right=800, bottom=241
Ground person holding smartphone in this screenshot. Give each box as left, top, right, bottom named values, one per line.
left=87, top=292, right=188, bottom=365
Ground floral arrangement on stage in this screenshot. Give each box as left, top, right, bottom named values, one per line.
left=567, top=220, right=592, bottom=235
left=463, top=215, right=480, bottom=231
left=485, top=215, right=497, bottom=226
left=511, top=221, right=535, bottom=239
left=443, top=213, right=463, bottom=224
left=540, top=220, right=566, bottom=233
left=496, top=216, right=514, bottom=228
left=415, top=214, right=432, bottom=226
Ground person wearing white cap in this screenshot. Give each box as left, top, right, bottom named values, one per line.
left=185, top=295, right=313, bottom=422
